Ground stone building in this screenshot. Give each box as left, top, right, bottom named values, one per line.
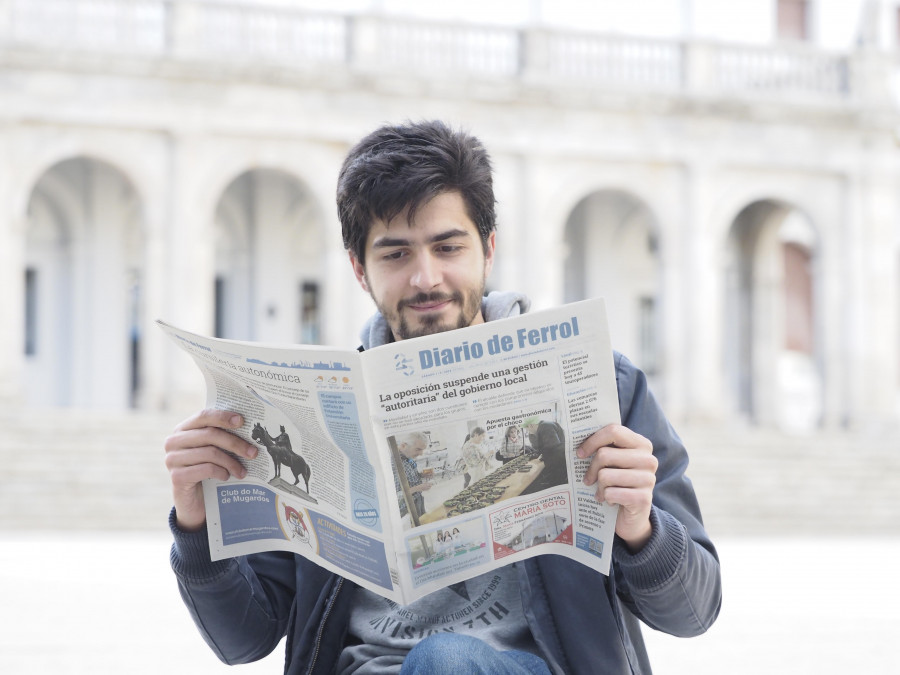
left=1, top=0, right=898, bottom=432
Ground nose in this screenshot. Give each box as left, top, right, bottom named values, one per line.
left=410, top=252, right=442, bottom=290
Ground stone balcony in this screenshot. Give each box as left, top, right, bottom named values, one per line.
left=1, top=0, right=887, bottom=111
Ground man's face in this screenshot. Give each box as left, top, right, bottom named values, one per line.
left=399, top=438, right=427, bottom=459
left=350, top=191, right=495, bottom=341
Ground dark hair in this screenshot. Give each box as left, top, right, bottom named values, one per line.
left=336, top=120, right=496, bottom=264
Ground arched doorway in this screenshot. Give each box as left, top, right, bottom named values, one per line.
left=24, top=157, right=144, bottom=409
left=562, top=189, right=661, bottom=377
left=213, top=169, right=325, bottom=344
left=725, top=200, right=821, bottom=430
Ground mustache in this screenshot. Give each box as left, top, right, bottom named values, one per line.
left=398, top=292, right=462, bottom=309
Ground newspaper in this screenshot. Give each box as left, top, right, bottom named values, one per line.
left=158, top=298, right=621, bottom=604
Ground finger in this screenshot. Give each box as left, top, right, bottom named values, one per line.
left=165, top=425, right=258, bottom=461
left=602, top=486, right=654, bottom=515
left=170, top=461, right=235, bottom=486
left=173, top=408, right=245, bottom=433
left=591, top=465, right=657, bottom=500
left=166, top=445, right=248, bottom=481
left=583, top=444, right=657, bottom=487
left=576, top=424, right=650, bottom=459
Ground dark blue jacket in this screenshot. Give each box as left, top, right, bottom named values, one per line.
left=170, top=352, right=721, bottom=674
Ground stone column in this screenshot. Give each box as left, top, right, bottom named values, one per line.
left=655, top=165, right=690, bottom=423
left=522, top=157, right=564, bottom=309
left=0, top=0, right=11, bottom=43
left=321, top=211, right=363, bottom=349
left=490, top=151, right=527, bottom=294
left=160, top=134, right=216, bottom=415
left=854, top=146, right=899, bottom=430
left=683, top=160, right=725, bottom=424
left=818, top=179, right=851, bottom=430
left=0, top=128, right=26, bottom=406
left=138, top=139, right=172, bottom=411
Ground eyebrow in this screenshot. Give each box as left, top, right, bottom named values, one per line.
left=371, top=228, right=472, bottom=249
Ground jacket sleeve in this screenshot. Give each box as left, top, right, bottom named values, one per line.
left=610, top=352, right=722, bottom=637
left=168, top=508, right=297, bottom=664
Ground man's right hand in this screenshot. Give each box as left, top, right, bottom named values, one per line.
left=164, top=409, right=258, bottom=532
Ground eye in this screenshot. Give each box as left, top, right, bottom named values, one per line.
left=381, top=249, right=407, bottom=261
left=436, top=243, right=463, bottom=255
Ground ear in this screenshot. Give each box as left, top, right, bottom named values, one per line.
left=483, top=231, right=497, bottom=280
left=349, top=252, right=369, bottom=292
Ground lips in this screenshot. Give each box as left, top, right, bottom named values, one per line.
left=399, top=292, right=460, bottom=314
left=408, top=299, right=450, bottom=312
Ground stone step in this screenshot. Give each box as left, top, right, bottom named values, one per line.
left=2, top=411, right=897, bottom=534
left=678, top=425, right=900, bottom=537
left=0, top=409, right=180, bottom=531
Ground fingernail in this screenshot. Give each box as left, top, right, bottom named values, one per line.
left=230, top=415, right=242, bottom=426
left=248, top=446, right=257, bottom=458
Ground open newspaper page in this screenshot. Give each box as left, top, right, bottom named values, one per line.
left=358, top=298, right=620, bottom=601
left=157, top=321, right=407, bottom=603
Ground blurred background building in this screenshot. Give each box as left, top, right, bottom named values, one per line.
left=2, top=3, right=899, bottom=673
left=3, top=0, right=900, bottom=519
left=2, top=0, right=899, bottom=436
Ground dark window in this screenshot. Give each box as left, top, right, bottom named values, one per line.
left=777, top=0, right=809, bottom=42
left=300, top=281, right=320, bottom=344
left=24, top=268, right=37, bottom=356
left=639, top=296, right=658, bottom=375
left=214, top=276, right=225, bottom=338
left=783, top=242, right=813, bottom=353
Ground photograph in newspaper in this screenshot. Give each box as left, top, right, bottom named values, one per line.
left=406, top=516, right=489, bottom=588
left=387, top=402, right=573, bottom=531
left=490, top=492, right=574, bottom=559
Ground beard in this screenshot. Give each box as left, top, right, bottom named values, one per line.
left=370, top=282, right=486, bottom=341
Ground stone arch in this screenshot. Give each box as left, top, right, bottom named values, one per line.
left=23, top=156, right=146, bottom=409
left=14, top=145, right=153, bottom=231
left=723, top=197, right=823, bottom=430
left=561, top=188, right=662, bottom=376
left=212, top=167, right=327, bottom=344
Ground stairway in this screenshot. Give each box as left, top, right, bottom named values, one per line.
left=2, top=410, right=897, bottom=535
left=679, top=424, right=900, bottom=537
left=0, top=409, right=181, bottom=531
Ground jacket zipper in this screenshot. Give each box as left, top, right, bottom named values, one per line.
left=305, top=577, right=344, bottom=675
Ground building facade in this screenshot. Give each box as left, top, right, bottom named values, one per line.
left=1, top=0, right=898, bottom=432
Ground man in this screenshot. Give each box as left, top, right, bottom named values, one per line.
left=459, top=426, right=491, bottom=488
left=393, top=431, right=432, bottom=520
left=274, top=425, right=292, bottom=452
left=520, top=417, right=567, bottom=496
left=164, top=120, right=721, bottom=674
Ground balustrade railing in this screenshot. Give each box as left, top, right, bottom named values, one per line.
left=188, top=2, right=346, bottom=63
left=544, top=31, right=683, bottom=89
left=8, top=0, right=167, bottom=52
left=375, top=19, right=518, bottom=77
left=1, top=0, right=855, bottom=102
left=713, top=42, right=848, bottom=98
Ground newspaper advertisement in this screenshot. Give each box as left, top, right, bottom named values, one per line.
left=158, top=298, right=620, bottom=604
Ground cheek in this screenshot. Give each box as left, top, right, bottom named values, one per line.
left=365, top=270, right=402, bottom=306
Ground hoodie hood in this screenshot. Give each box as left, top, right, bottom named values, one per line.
left=359, top=290, right=531, bottom=350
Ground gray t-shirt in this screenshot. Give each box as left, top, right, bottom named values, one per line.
left=337, top=565, right=541, bottom=674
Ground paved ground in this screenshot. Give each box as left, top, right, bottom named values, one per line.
left=2, top=532, right=898, bottom=674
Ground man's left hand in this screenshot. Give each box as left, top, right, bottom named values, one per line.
left=577, top=424, right=658, bottom=552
